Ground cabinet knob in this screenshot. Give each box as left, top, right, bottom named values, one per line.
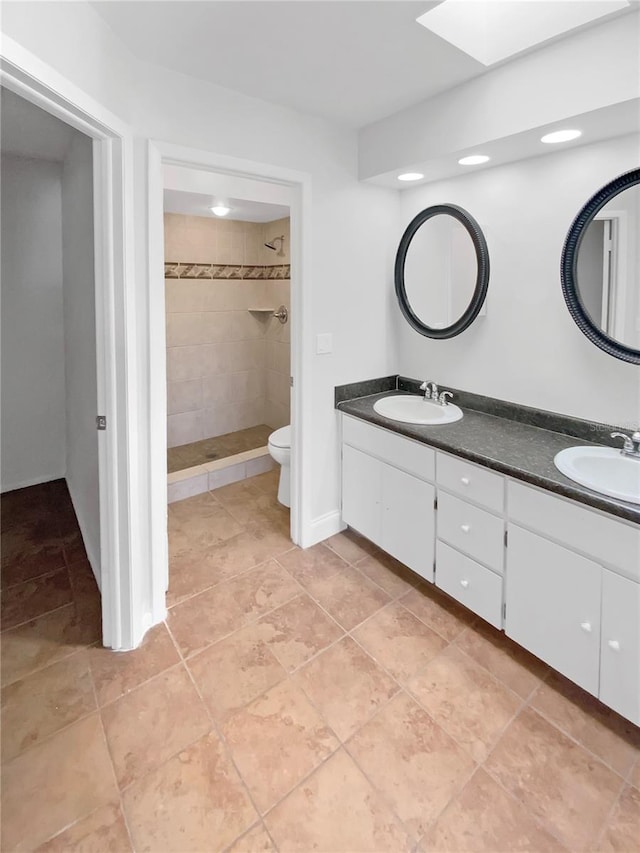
left=607, top=639, right=620, bottom=651
left=461, top=524, right=471, bottom=533
left=460, top=579, right=469, bottom=589
left=461, top=476, right=470, bottom=485
left=580, top=621, right=592, bottom=633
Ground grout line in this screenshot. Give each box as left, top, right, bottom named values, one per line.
left=164, top=619, right=277, bottom=850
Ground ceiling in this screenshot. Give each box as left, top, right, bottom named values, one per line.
left=91, top=1, right=484, bottom=127
left=164, top=189, right=289, bottom=222
left=1, top=88, right=75, bottom=161
left=91, top=1, right=634, bottom=129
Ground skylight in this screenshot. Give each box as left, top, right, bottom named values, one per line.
left=416, top=0, right=630, bottom=66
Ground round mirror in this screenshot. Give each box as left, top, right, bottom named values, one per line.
left=395, top=204, right=489, bottom=339
left=561, top=168, right=640, bottom=364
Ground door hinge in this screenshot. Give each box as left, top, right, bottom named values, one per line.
left=504, top=529, right=508, bottom=547
left=96, top=415, right=107, bottom=431
left=434, top=496, right=438, bottom=510
left=503, top=602, right=507, bottom=620
left=289, top=376, right=294, bottom=387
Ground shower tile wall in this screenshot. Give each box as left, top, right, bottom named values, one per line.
left=165, top=214, right=290, bottom=448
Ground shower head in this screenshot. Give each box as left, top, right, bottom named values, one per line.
left=264, top=235, right=285, bottom=255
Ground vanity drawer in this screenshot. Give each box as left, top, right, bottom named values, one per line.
left=436, top=541, right=503, bottom=628
left=437, top=452, right=504, bottom=513
left=438, top=492, right=504, bottom=573
left=508, top=481, right=640, bottom=581
left=342, top=415, right=435, bottom=482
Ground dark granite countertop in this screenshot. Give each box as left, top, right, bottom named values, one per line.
left=336, top=388, right=640, bottom=526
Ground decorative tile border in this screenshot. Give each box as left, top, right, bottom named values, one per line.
left=165, top=262, right=290, bottom=280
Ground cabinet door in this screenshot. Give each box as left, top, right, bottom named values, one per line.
left=342, top=445, right=382, bottom=545
left=600, top=570, right=640, bottom=725
left=505, top=524, right=601, bottom=695
left=382, top=464, right=435, bottom=581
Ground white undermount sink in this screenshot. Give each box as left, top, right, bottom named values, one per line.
left=373, top=395, right=463, bottom=425
left=554, top=446, right=640, bottom=505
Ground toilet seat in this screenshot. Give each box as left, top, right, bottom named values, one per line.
left=268, top=425, right=291, bottom=449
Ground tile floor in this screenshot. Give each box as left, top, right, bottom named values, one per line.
left=2, top=473, right=639, bottom=851
left=168, top=424, right=273, bottom=473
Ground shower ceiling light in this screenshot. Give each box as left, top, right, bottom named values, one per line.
left=210, top=205, right=230, bottom=217
left=398, top=172, right=424, bottom=181
left=458, top=155, right=490, bottom=166
left=541, top=129, right=582, bottom=144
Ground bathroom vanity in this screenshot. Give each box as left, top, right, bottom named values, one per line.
left=337, top=381, right=640, bottom=727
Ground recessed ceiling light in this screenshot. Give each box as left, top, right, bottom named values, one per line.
left=541, top=129, right=582, bottom=145
left=398, top=172, right=424, bottom=182
left=458, top=155, right=490, bottom=166
left=210, top=205, right=230, bottom=217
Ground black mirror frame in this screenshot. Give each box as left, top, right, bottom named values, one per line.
left=394, top=203, right=490, bottom=339
left=560, top=167, right=640, bottom=365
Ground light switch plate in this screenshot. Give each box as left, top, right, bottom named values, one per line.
left=316, top=333, right=333, bottom=354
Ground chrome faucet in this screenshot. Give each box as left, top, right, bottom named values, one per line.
left=418, top=381, right=453, bottom=406
left=611, top=431, right=640, bottom=459
left=419, top=380, right=438, bottom=401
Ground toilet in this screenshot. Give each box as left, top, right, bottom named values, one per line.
left=267, top=425, right=291, bottom=507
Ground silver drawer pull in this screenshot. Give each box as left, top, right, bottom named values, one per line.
left=460, top=579, right=469, bottom=588
left=607, top=639, right=620, bottom=651
left=461, top=524, right=471, bottom=533
left=461, top=476, right=470, bottom=485
left=580, top=621, right=592, bottom=633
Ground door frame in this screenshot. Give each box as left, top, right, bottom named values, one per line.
left=0, top=36, right=141, bottom=649
left=146, top=140, right=313, bottom=621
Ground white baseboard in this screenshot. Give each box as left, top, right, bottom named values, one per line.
left=301, top=509, right=345, bottom=548
left=1, top=472, right=66, bottom=494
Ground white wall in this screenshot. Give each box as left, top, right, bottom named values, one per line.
left=1, top=155, right=66, bottom=490
left=393, top=135, right=640, bottom=429
left=61, top=133, right=100, bottom=577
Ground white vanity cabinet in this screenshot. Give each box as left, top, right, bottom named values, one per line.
left=342, top=418, right=435, bottom=581
left=340, top=413, right=640, bottom=725
left=505, top=480, right=640, bottom=724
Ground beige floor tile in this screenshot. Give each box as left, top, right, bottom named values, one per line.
left=227, top=822, right=276, bottom=852
left=276, top=542, right=348, bottom=588
left=245, top=519, right=294, bottom=556
left=304, top=564, right=390, bottom=631
left=168, top=530, right=293, bottom=607
left=530, top=671, right=640, bottom=778
left=124, top=732, right=257, bottom=852
left=1, top=713, right=118, bottom=850
left=1, top=568, right=73, bottom=631
left=265, top=748, right=412, bottom=852
left=347, top=692, right=475, bottom=839
left=323, top=528, right=379, bottom=564
left=168, top=560, right=300, bottom=658
left=596, top=784, right=640, bottom=852
left=255, top=593, right=344, bottom=671
left=631, top=758, right=640, bottom=790
left=221, top=679, right=339, bottom=813
left=455, top=621, right=548, bottom=699
left=1, top=650, right=96, bottom=761
left=401, top=584, right=475, bottom=642
left=1, top=602, right=100, bottom=687
left=101, top=663, right=211, bottom=788
left=36, top=801, right=132, bottom=852
left=355, top=552, right=420, bottom=598
left=89, top=622, right=180, bottom=706
left=407, top=645, right=521, bottom=761
left=422, top=768, right=565, bottom=852
left=353, top=601, right=447, bottom=683
left=251, top=470, right=280, bottom=496
left=485, top=707, right=624, bottom=850
left=294, top=636, right=398, bottom=741
left=168, top=496, right=244, bottom=558
left=188, top=624, right=287, bottom=721
left=1, top=540, right=67, bottom=588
